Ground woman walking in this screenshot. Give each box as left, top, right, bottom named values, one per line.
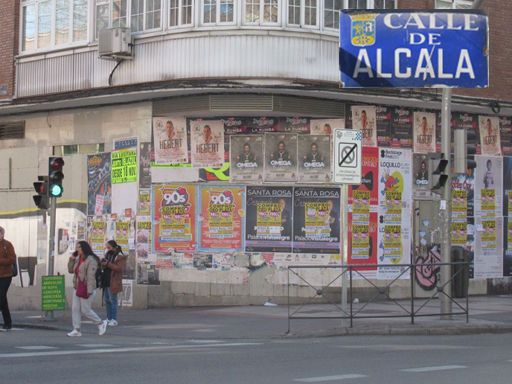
left=67, top=241, right=108, bottom=337
left=101, top=240, right=126, bottom=326
left=0, top=226, right=16, bottom=330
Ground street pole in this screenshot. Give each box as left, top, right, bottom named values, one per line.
left=341, top=184, right=348, bottom=320
left=45, top=196, right=57, bottom=321
left=440, top=88, right=452, bottom=318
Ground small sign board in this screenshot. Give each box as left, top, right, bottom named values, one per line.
left=41, top=275, right=66, bottom=311
left=333, top=129, right=362, bottom=184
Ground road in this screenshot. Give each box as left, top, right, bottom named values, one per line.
left=1, top=327, right=512, bottom=384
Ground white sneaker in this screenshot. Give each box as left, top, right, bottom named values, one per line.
left=98, top=320, right=108, bottom=336
left=67, top=329, right=82, bottom=337
left=108, top=320, right=118, bottom=327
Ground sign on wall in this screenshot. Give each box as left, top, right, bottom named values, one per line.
left=339, top=11, right=489, bottom=88
left=333, top=129, right=362, bottom=184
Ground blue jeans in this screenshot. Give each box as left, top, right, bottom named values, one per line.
left=103, top=288, right=118, bottom=321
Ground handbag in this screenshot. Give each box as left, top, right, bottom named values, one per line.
left=12, top=262, right=18, bottom=277
left=76, top=278, right=88, bottom=299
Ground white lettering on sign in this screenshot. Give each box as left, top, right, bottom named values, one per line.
left=353, top=48, right=475, bottom=80
left=382, top=13, right=480, bottom=31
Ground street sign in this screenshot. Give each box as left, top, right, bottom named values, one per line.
left=339, top=11, right=489, bottom=88
left=333, top=129, right=362, bottom=184
left=41, top=275, right=66, bottom=311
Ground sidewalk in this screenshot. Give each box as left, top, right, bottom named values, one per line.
left=12, top=295, right=512, bottom=339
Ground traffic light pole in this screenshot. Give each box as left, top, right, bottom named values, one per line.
left=45, top=196, right=57, bottom=321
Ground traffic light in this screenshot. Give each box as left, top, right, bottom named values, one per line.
left=48, top=157, right=65, bottom=197
left=429, top=153, right=448, bottom=191
left=33, top=176, right=49, bottom=210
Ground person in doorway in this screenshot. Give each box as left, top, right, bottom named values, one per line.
left=67, top=241, right=108, bottom=337
left=0, top=226, right=16, bottom=331
left=100, top=240, right=127, bottom=327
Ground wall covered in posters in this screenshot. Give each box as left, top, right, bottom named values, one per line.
left=504, top=157, right=512, bottom=276
left=198, top=186, right=245, bottom=252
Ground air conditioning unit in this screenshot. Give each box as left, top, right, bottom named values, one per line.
left=98, top=27, right=133, bottom=60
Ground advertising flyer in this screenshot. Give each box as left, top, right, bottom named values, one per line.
left=152, top=117, right=188, bottom=165
left=391, top=107, right=413, bottom=148
left=190, top=120, right=224, bottom=167
left=500, top=117, right=512, bottom=156
left=198, top=186, right=245, bottom=252
left=292, top=187, right=340, bottom=254
left=245, top=186, right=293, bottom=252
left=413, top=154, right=429, bottom=190
left=88, top=217, right=107, bottom=255
left=352, top=105, right=378, bottom=147
left=348, top=146, right=379, bottom=270
left=503, top=157, right=512, bottom=276
left=87, top=153, right=112, bottom=216
left=310, top=119, right=344, bottom=135
left=298, top=135, right=331, bottom=183
left=111, top=149, right=137, bottom=184
left=139, top=142, right=152, bottom=188
left=153, top=184, right=196, bottom=252
left=479, top=116, right=502, bottom=156
left=474, top=155, right=503, bottom=278
left=282, top=117, right=310, bottom=133
left=138, top=189, right=151, bottom=216
left=377, top=148, right=412, bottom=279
left=264, top=133, right=298, bottom=182
left=413, top=112, right=436, bottom=154
left=229, top=135, right=264, bottom=182
left=136, top=217, right=151, bottom=260
left=114, top=220, right=131, bottom=250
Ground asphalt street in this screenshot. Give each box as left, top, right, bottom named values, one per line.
left=1, top=328, right=512, bottom=384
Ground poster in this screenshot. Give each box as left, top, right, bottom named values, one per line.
left=153, top=184, right=196, bottom=252
left=111, top=149, right=137, bottom=184
left=190, top=120, right=224, bottom=167
left=136, top=217, right=151, bottom=260
left=137, top=254, right=159, bottom=285
left=230, top=135, right=264, bottom=182
left=474, top=155, right=503, bottom=278
left=348, top=146, right=379, bottom=272
left=88, top=216, right=107, bottom=255
left=264, top=133, right=298, bottom=182
left=479, top=116, right=501, bottom=156
left=282, top=117, right=310, bottom=133
left=139, top=142, right=152, bottom=188
left=87, top=153, right=111, bottom=216
left=114, top=219, right=131, bottom=250
left=198, top=186, right=245, bottom=252
left=413, top=154, right=429, bottom=190
left=391, top=107, right=413, bottom=148
left=413, top=112, right=436, bottom=154
left=138, top=189, right=151, bottom=216
left=352, top=106, right=378, bottom=147
left=377, top=148, right=412, bottom=279
left=152, top=117, right=188, bottom=164
left=292, top=187, right=340, bottom=254
left=503, top=157, right=512, bottom=276
left=245, top=186, right=293, bottom=252
left=310, top=119, right=344, bottom=136
left=298, top=135, right=331, bottom=183
left=500, top=117, right=512, bottom=156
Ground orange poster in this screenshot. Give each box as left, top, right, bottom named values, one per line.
left=153, top=184, right=196, bottom=252
left=199, top=186, right=245, bottom=251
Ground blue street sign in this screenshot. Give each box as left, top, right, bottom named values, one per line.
left=339, top=11, right=489, bottom=88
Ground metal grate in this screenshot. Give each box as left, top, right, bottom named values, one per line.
left=0, top=121, right=25, bottom=140
left=274, top=96, right=345, bottom=117
left=210, top=94, right=274, bottom=112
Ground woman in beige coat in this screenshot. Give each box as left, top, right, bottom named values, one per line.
left=67, top=241, right=108, bottom=337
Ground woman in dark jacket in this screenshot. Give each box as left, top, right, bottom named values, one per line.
left=101, top=240, right=127, bottom=326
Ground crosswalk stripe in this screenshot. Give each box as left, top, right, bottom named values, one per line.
left=294, top=374, right=367, bottom=382
left=401, top=365, right=467, bottom=373
left=16, top=346, right=57, bottom=350
left=0, top=342, right=261, bottom=359
left=77, top=344, right=115, bottom=348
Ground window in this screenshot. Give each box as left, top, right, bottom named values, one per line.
left=435, top=0, right=473, bottom=8
left=53, top=143, right=105, bottom=156
left=323, top=0, right=342, bottom=29
left=21, top=0, right=89, bottom=52
left=244, top=0, right=279, bottom=24
left=95, top=0, right=161, bottom=36
left=170, top=0, right=192, bottom=27
left=288, top=0, right=318, bottom=28
left=346, top=0, right=395, bottom=8
left=202, top=0, right=234, bottom=24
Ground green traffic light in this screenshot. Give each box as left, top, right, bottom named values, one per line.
left=49, top=184, right=63, bottom=197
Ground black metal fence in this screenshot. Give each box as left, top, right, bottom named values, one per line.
left=287, top=261, right=469, bottom=332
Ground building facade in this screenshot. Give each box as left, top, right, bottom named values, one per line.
left=0, top=0, right=511, bottom=309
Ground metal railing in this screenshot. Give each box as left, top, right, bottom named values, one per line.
left=287, top=261, right=469, bottom=332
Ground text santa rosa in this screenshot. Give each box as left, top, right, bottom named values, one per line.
left=339, top=11, right=489, bottom=88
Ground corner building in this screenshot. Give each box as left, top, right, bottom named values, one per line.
left=0, top=0, right=511, bottom=308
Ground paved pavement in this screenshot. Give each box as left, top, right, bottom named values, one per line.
left=10, top=295, right=512, bottom=339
